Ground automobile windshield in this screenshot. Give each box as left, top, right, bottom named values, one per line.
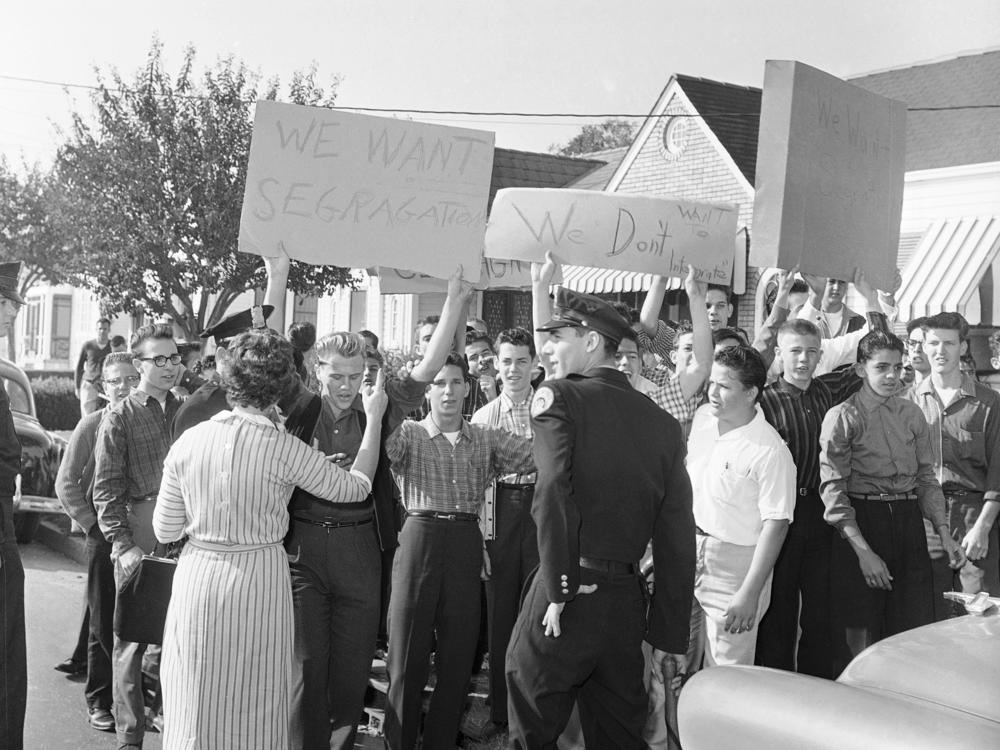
left=3, top=377, right=31, bottom=415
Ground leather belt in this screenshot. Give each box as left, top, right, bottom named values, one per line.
left=496, top=482, right=535, bottom=491
left=942, top=487, right=984, bottom=497
left=292, top=516, right=372, bottom=529
left=850, top=492, right=918, bottom=502
left=579, top=556, right=637, bottom=575
left=407, top=510, right=478, bottom=523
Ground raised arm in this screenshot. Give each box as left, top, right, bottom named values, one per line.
left=264, top=254, right=291, bottom=334
left=531, top=252, right=559, bottom=377
left=680, top=267, right=713, bottom=400
left=410, top=266, right=474, bottom=383
left=752, top=267, right=797, bottom=370
left=640, top=275, right=668, bottom=337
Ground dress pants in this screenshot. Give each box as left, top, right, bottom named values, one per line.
left=506, top=567, right=649, bottom=750
left=947, top=492, right=999, bottom=596
left=830, top=497, right=932, bottom=676
left=693, top=533, right=772, bottom=667
left=484, top=484, right=538, bottom=725
left=755, top=492, right=833, bottom=678
left=288, top=519, right=381, bottom=750
left=385, top=516, right=482, bottom=750
left=85, top=523, right=116, bottom=711
left=0, top=497, right=26, bottom=749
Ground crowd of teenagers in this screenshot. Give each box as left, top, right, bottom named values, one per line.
left=4, top=251, right=997, bottom=750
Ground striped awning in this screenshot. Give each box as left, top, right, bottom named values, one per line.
left=560, top=266, right=680, bottom=294
left=897, top=217, right=1000, bottom=325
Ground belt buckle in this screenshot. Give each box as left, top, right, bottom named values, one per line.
left=798, top=488, right=809, bottom=496
left=878, top=493, right=891, bottom=501
left=441, top=513, right=458, bottom=521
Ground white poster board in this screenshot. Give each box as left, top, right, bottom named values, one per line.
left=750, top=60, right=906, bottom=289
left=377, top=257, right=562, bottom=294
left=238, top=101, right=494, bottom=282
left=485, top=189, right=738, bottom=284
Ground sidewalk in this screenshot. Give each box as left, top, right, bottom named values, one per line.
left=36, top=513, right=88, bottom=566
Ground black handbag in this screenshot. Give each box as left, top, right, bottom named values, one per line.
left=113, top=553, right=177, bottom=645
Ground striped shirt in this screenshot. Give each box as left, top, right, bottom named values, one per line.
left=386, top=416, right=534, bottom=515
left=154, top=410, right=372, bottom=546
left=94, top=389, right=179, bottom=557
left=636, top=319, right=676, bottom=361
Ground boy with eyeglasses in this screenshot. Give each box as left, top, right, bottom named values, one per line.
left=93, top=324, right=181, bottom=750
left=56, top=352, right=141, bottom=733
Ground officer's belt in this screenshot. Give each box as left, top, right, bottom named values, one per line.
left=407, top=510, right=478, bottom=523
left=579, top=556, right=637, bottom=575
left=849, top=492, right=918, bottom=502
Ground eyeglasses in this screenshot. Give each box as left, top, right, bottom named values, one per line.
left=137, top=354, right=182, bottom=367
left=905, top=339, right=924, bottom=349
left=103, top=376, right=140, bottom=387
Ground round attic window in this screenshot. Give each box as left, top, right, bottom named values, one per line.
left=660, top=116, right=690, bottom=160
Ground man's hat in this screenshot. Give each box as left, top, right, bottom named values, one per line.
left=199, top=305, right=274, bottom=346
left=536, top=287, right=632, bottom=345
left=0, top=262, right=25, bottom=305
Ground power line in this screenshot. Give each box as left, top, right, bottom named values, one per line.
left=0, top=72, right=998, bottom=118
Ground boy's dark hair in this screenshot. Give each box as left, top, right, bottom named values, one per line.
left=713, top=345, right=767, bottom=399
left=287, top=321, right=317, bottom=352
left=417, top=314, right=440, bottom=328
left=438, top=351, right=470, bottom=379
left=712, top=327, right=748, bottom=347
left=672, top=320, right=693, bottom=350
left=365, top=346, right=384, bottom=366
left=790, top=279, right=809, bottom=294
left=856, top=331, right=905, bottom=363
left=777, top=318, right=822, bottom=341
left=131, top=324, right=174, bottom=354
left=610, top=301, right=639, bottom=325
left=905, top=316, right=928, bottom=336
left=494, top=327, right=536, bottom=358
left=102, top=351, right=135, bottom=371
left=465, top=331, right=494, bottom=350
left=922, top=312, right=970, bottom=342
left=97, top=317, right=111, bottom=326
left=358, top=329, right=379, bottom=349
left=110, top=335, right=126, bottom=348
left=706, top=284, right=732, bottom=302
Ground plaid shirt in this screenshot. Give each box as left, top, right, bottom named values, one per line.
left=386, top=416, right=534, bottom=515
left=649, top=373, right=700, bottom=437
left=93, top=389, right=179, bottom=557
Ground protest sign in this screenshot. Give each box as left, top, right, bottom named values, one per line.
left=750, top=60, right=906, bottom=290
left=485, top=189, right=738, bottom=284
left=377, top=257, right=562, bottom=294
left=238, top=101, right=494, bottom=282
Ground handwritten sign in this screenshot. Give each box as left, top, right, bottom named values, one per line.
left=750, top=60, right=906, bottom=289
left=485, top=189, right=738, bottom=283
left=377, top=257, right=562, bottom=294
left=238, top=101, right=494, bottom=282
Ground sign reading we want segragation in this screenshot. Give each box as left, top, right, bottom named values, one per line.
left=238, top=101, right=495, bottom=282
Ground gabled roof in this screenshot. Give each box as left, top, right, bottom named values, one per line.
left=563, top=146, right=629, bottom=191
left=849, top=49, right=1000, bottom=171
left=489, top=148, right=605, bottom=208
left=674, top=75, right=761, bottom=183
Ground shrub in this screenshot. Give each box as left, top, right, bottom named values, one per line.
left=32, top=376, right=80, bottom=431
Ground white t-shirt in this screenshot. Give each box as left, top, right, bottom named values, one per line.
left=687, top=405, right=797, bottom=546
left=442, top=430, right=461, bottom=447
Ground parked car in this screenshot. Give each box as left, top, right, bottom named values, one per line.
left=2, top=357, right=67, bottom=543
left=678, top=595, right=1000, bottom=749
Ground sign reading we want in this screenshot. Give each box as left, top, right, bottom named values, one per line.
left=238, top=101, right=494, bottom=281
left=486, top=189, right=739, bottom=284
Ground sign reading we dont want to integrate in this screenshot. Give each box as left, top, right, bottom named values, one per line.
left=750, top=60, right=907, bottom=290
left=376, top=256, right=564, bottom=295
left=485, top=189, right=739, bottom=284
left=238, top=101, right=495, bottom=282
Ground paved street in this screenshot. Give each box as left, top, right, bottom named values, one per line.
left=21, top=541, right=161, bottom=750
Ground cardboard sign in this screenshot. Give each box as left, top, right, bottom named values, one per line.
left=485, top=189, right=738, bottom=284
left=750, top=60, right=906, bottom=289
left=377, top=257, right=562, bottom=294
left=238, top=101, right=494, bottom=282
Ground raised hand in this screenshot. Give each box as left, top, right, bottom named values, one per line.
left=361, top=366, right=388, bottom=422
left=531, top=251, right=559, bottom=288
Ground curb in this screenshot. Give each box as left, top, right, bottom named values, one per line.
left=36, top=517, right=88, bottom=566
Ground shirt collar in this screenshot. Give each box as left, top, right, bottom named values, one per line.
left=775, top=377, right=808, bottom=397
left=915, top=373, right=978, bottom=400
left=211, top=408, right=286, bottom=432
left=420, top=415, right=472, bottom=440
left=131, top=388, right=176, bottom=408
left=499, top=388, right=533, bottom=412
left=856, top=383, right=893, bottom=410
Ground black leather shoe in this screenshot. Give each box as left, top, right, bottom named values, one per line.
left=54, top=658, right=87, bottom=675
left=88, top=707, right=115, bottom=732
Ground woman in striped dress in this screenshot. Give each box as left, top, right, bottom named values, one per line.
left=153, top=331, right=387, bottom=750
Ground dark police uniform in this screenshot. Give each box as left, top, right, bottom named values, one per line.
left=0, top=262, right=26, bottom=748
left=506, top=289, right=695, bottom=750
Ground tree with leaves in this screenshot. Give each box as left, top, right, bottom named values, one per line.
left=551, top=118, right=636, bottom=156
left=49, top=41, right=354, bottom=340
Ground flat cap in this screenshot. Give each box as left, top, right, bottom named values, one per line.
left=199, top=305, right=274, bottom=346
left=0, top=262, right=24, bottom=305
left=536, top=287, right=632, bottom=345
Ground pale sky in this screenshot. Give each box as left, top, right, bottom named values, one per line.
left=2, top=0, right=998, bottom=170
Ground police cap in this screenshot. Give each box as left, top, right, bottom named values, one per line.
left=536, top=287, right=632, bottom=345
left=0, top=262, right=24, bottom=305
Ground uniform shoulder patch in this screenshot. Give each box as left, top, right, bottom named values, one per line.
left=531, top=387, right=555, bottom=417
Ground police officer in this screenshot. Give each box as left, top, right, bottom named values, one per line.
left=506, top=286, right=696, bottom=750
left=0, top=262, right=25, bottom=748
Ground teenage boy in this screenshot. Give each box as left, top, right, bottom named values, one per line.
left=384, top=354, right=534, bottom=750
left=909, top=313, right=1000, bottom=614
left=465, top=330, right=500, bottom=402
left=93, top=324, right=181, bottom=750
left=471, top=327, right=538, bottom=730
left=820, top=332, right=965, bottom=674
left=56, top=352, right=140, bottom=732
left=76, top=318, right=113, bottom=416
